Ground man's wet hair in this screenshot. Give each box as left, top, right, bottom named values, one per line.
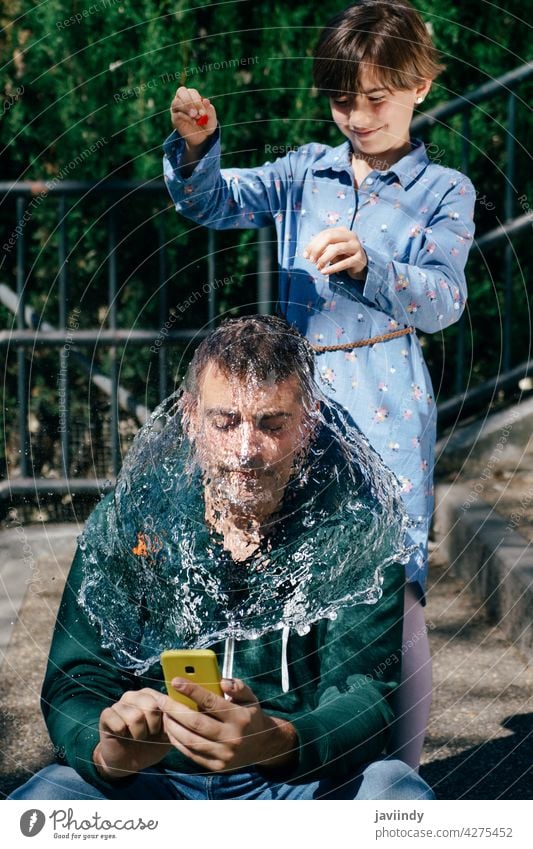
left=313, top=0, right=444, bottom=97
left=183, top=314, right=316, bottom=401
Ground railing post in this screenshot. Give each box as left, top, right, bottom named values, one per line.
left=503, top=92, right=516, bottom=373
left=58, top=195, right=70, bottom=477
left=157, top=215, right=169, bottom=403
left=454, top=110, right=472, bottom=395
left=207, top=229, right=216, bottom=325
left=15, top=196, right=29, bottom=479
left=257, top=227, right=273, bottom=315
left=107, top=206, right=120, bottom=476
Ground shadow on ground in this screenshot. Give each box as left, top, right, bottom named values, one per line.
left=420, top=713, right=533, bottom=799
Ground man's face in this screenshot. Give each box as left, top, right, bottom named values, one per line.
left=188, top=363, right=313, bottom=519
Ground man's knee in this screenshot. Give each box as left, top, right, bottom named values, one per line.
left=357, top=758, right=435, bottom=800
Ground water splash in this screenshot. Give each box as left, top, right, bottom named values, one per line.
left=78, top=388, right=412, bottom=673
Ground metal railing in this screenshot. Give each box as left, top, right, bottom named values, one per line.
left=412, top=61, right=533, bottom=419
left=1, top=177, right=274, bottom=502
left=1, top=63, right=532, bottom=502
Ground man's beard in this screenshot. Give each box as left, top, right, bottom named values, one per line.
left=207, top=466, right=286, bottom=516
left=202, top=467, right=288, bottom=562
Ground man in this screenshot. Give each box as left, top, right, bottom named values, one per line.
left=10, top=316, right=433, bottom=800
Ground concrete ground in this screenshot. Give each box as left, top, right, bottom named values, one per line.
left=0, top=523, right=80, bottom=796
left=420, top=545, right=532, bottom=799
left=0, top=521, right=531, bottom=799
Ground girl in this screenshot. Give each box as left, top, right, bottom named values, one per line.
left=162, top=0, right=476, bottom=768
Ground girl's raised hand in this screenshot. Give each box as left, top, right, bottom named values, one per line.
left=170, top=86, right=217, bottom=150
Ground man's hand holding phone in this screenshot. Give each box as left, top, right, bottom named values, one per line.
left=159, top=676, right=298, bottom=774
left=93, top=650, right=297, bottom=780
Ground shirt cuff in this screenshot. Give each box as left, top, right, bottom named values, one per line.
left=361, top=244, right=392, bottom=306
left=70, top=723, right=138, bottom=794
left=162, top=127, right=221, bottom=182
left=275, top=713, right=331, bottom=783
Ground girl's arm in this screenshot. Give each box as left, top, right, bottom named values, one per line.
left=163, top=125, right=299, bottom=230
left=164, top=88, right=292, bottom=230
left=357, top=175, right=476, bottom=333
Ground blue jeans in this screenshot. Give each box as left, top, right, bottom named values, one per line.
left=9, top=759, right=434, bottom=800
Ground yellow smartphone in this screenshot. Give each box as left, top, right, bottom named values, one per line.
left=160, top=649, right=222, bottom=711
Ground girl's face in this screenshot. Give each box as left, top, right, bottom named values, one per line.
left=329, top=66, right=431, bottom=168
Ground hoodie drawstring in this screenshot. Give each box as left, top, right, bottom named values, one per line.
left=223, top=630, right=290, bottom=694
left=281, top=626, right=290, bottom=693
left=222, top=636, right=235, bottom=680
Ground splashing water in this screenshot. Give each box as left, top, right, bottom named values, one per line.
left=78, top=384, right=413, bottom=674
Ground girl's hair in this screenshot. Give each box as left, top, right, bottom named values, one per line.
left=313, top=0, right=444, bottom=96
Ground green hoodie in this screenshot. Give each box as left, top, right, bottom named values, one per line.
left=41, top=496, right=405, bottom=793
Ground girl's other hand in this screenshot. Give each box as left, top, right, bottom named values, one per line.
left=304, top=227, right=368, bottom=279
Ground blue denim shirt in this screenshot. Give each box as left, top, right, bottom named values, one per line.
left=163, top=129, right=476, bottom=588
